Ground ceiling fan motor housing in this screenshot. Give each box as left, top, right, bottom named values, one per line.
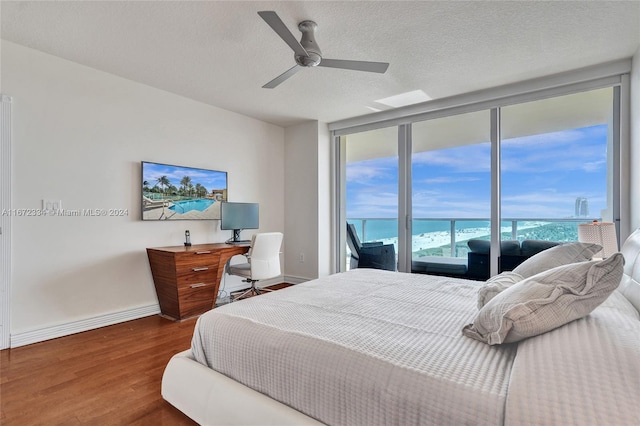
left=258, top=11, right=389, bottom=88
left=296, top=20, right=322, bottom=67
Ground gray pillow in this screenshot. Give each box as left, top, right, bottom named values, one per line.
left=512, top=242, right=602, bottom=278
left=462, top=253, right=624, bottom=345
left=520, top=239, right=561, bottom=257
left=477, top=271, right=524, bottom=309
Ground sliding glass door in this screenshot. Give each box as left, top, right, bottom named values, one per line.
left=500, top=88, right=615, bottom=244
left=410, top=110, right=491, bottom=275
left=334, top=82, right=623, bottom=277
left=340, top=126, right=398, bottom=271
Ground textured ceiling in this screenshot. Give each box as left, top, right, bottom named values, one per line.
left=1, top=1, right=639, bottom=128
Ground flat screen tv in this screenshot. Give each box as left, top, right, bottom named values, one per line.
left=220, top=202, right=259, bottom=243
left=141, top=161, right=227, bottom=220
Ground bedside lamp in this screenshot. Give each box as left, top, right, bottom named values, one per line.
left=578, top=221, right=618, bottom=259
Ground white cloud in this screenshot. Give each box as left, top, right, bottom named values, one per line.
left=346, top=125, right=609, bottom=220
left=582, top=159, right=606, bottom=172
left=502, top=125, right=607, bottom=149
left=501, top=126, right=607, bottom=173
left=421, top=176, right=481, bottom=184
left=346, top=164, right=391, bottom=183
left=412, top=144, right=491, bottom=172
left=411, top=188, right=490, bottom=218
left=347, top=190, right=399, bottom=218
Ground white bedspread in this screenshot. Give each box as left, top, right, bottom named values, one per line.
left=505, top=290, right=640, bottom=425
left=192, top=269, right=640, bottom=425
left=193, top=269, right=515, bottom=425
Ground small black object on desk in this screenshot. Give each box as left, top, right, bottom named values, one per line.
left=184, top=230, right=192, bottom=247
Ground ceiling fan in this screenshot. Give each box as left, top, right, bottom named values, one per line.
left=258, top=11, right=390, bottom=89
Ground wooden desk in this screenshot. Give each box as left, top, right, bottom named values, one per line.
left=146, top=243, right=250, bottom=320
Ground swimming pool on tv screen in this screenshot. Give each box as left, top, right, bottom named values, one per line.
left=168, top=199, right=215, bottom=213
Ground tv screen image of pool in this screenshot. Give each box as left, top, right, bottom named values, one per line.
left=141, top=161, right=228, bottom=220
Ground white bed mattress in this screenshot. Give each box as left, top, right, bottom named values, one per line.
left=191, top=269, right=640, bottom=425
left=193, top=270, right=513, bottom=425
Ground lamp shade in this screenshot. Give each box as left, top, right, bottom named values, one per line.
left=577, top=221, right=618, bottom=258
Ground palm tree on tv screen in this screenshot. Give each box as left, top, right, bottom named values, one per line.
left=180, top=175, right=192, bottom=198
left=195, top=183, right=207, bottom=198
left=156, top=176, right=170, bottom=198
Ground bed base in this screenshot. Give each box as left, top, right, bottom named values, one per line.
left=163, top=229, right=640, bottom=426
left=162, top=350, right=322, bottom=426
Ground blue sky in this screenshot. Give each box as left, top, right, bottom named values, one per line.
left=346, top=125, right=607, bottom=220
left=142, top=162, right=227, bottom=191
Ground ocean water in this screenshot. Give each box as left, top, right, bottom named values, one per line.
left=348, top=218, right=581, bottom=243
left=349, top=219, right=491, bottom=241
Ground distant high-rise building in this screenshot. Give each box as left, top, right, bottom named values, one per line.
left=575, top=197, right=589, bottom=217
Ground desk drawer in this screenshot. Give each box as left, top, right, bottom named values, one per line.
left=178, top=284, right=216, bottom=318
left=147, top=244, right=243, bottom=321
left=176, top=266, right=218, bottom=289
left=175, top=250, right=221, bottom=269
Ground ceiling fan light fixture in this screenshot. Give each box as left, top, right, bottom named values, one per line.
left=258, top=10, right=390, bottom=88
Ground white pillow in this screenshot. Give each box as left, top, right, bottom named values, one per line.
left=477, top=271, right=524, bottom=309
left=512, top=242, right=602, bottom=278
left=463, top=253, right=624, bottom=345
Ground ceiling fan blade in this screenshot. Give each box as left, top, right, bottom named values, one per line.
left=263, top=65, right=302, bottom=89
left=318, top=59, right=389, bottom=74
left=258, top=11, right=309, bottom=58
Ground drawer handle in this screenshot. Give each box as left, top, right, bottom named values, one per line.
left=192, top=267, right=209, bottom=272
left=195, top=251, right=211, bottom=255
left=190, top=283, right=207, bottom=288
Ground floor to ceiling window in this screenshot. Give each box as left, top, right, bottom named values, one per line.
left=411, top=110, right=491, bottom=268
left=332, top=67, right=627, bottom=276
left=500, top=88, right=615, bottom=243
left=341, top=126, right=398, bottom=271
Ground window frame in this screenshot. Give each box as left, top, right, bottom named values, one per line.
left=331, top=62, right=630, bottom=274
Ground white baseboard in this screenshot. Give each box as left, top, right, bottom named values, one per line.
left=284, top=275, right=310, bottom=285
left=10, top=276, right=311, bottom=348
left=10, top=304, right=160, bottom=348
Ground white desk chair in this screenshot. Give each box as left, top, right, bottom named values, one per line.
left=227, top=232, right=283, bottom=301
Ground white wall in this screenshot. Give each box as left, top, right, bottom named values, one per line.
left=284, top=122, right=319, bottom=281
left=317, top=122, right=332, bottom=277
left=631, top=46, right=640, bottom=231
left=283, top=121, right=332, bottom=281
left=2, top=41, right=284, bottom=341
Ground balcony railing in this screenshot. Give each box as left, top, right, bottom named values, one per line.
left=348, top=217, right=599, bottom=258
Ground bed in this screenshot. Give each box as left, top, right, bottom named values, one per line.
left=162, top=230, right=640, bottom=425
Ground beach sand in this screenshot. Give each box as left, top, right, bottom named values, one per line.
left=379, top=223, right=544, bottom=253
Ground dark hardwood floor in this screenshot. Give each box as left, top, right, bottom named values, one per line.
left=1, top=315, right=198, bottom=425
left=0, top=283, right=292, bottom=425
